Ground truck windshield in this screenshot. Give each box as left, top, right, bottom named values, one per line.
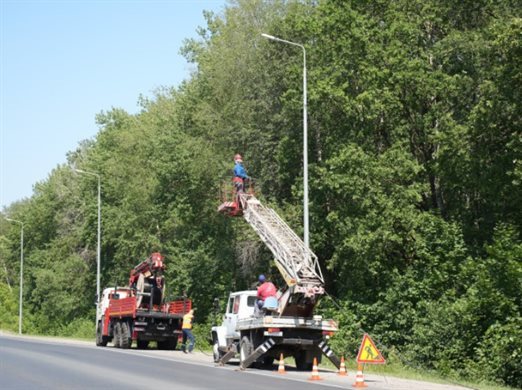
left=247, top=296, right=257, bottom=307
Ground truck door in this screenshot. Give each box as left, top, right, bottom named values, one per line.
left=224, top=295, right=240, bottom=338
left=97, top=289, right=112, bottom=320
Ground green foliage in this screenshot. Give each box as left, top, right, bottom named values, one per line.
left=191, top=322, right=212, bottom=351
left=57, top=317, right=96, bottom=339
left=317, top=297, right=362, bottom=358
left=0, top=282, right=17, bottom=331
left=0, top=234, right=18, bottom=331
left=29, top=252, right=93, bottom=332
left=407, top=226, right=521, bottom=386
left=474, top=317, right=522, bottom=389
left=1, top=1, right=520, bottom=388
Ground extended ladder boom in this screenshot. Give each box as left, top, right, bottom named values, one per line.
left=238, top=193, right=325, bottom=314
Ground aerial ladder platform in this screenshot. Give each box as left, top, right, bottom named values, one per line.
left=216, top=182, right=340, bottom=369
left=218, top=187, right=325, bottom=317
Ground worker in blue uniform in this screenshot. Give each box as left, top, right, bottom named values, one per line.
left=233, top=154, right=249, bottom=193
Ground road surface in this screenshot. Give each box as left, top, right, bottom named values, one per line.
left=0, top=333, right=471, bottom=390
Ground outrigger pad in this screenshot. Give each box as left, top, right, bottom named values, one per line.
left=240, top=338, right=276, bottom=370
left=218, top=344, right=237, bottom=366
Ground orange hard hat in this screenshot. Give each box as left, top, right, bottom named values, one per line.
left=234, top=153, right=243, bottom=162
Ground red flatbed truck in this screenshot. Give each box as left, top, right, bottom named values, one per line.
left=95, top=253, right=192, bottom=349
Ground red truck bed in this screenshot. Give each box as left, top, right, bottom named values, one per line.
left=107, top=296, right=192, bottom=319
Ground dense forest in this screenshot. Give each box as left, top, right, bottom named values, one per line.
left=1, top=0, right=521, bottom=387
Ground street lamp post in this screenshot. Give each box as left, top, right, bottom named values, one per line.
left=6, top=218, right=24, bottom=334
left=75, top=169, right=101, bottom=322
left=261, top=33, right=310, bottom=250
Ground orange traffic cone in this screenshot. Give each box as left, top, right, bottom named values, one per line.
left=352, top=364, right=368, bottom=388
left=338, top=356, right=348, bottom=376
left=308, top=357, right=322, bottom=381
left=278, top=353, right=286, bottom=374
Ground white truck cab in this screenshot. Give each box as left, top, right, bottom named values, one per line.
left=97, top=287, right=132, bottom=320
left=211, top=291, right=257, bottom=362
left=211, top=289, right=339, bottom=370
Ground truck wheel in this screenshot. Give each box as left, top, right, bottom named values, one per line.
left=261, top=356, right=275, bottom=368
left=295, top=351, right=321, bottom=371
left=294, top=351, right=312, bottom=371
left=212, top=337, right=223, bottom=363
left=157, top=338, right=177, bottom=350
left=96, top=321, right=108, bottom=347
left=137, top=340, right=149, bottom=349
left=113, top=322, right=122, bottom=348
left=120, top=321, right=132, bottom=349
left=240, top=336, right=253, bottom=369
left=170, top=338, right=178, bottom=350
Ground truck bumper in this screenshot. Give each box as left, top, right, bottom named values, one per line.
left=222, top=336, right=340, bottom=370
left=279, top=338, right=315, bottom=346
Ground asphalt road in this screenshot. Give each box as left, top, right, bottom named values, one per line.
left=0, top=334, right=471, bottom=390
left=0, top=335, right=344, bottom=390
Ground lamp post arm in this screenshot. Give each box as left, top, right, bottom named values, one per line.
left=261, top=33, right=305, bottom=51
left=75, top=169, right=99, bottom=180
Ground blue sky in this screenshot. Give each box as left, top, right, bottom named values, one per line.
left=1, top=0, right=226, bottom=208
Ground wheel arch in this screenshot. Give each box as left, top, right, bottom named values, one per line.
left=211, top=326, right=228, bottom=348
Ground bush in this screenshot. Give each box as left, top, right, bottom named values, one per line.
left=58, top=317, right=96, bottom=339
left=191, top=322, right=211, bottom=351
left=472, top=318, right=522, bottom=388
left=316, top=297, right=363, bottom=358
left=0, top=283, right=17, bottom=332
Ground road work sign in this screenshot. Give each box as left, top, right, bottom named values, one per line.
left=356, top=333, right=386, bottom=364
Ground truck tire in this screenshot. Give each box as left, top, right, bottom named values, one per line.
left=294, top=352, right=311, bottom=371
left=240, top=336, right=253, bottom=369
left=261, top=356, right=275, bottom=368
left=113, top=321, right=122, bottom=348
left=120, top=321, right=132, bottom=349
left=137, top=339, right=149, bottom=349
left=212, top=336, right=223, bottom=363
left=294, top=350, right=321, bottom=371
left=96, top=321, right=108, bottom=347
left=157, top=338, right=177, bottom=350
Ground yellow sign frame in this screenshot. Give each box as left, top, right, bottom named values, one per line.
left=356, top=333, right=386, bottom=364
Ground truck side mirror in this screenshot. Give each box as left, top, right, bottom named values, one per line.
left=213, top=297, right=220, bottom=311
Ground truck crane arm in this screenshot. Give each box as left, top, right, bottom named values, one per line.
left=219, top=189, right=325, bottom=317
left=128, top=252, right=166, bottom=309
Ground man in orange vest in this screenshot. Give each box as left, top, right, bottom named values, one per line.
left=181, top=309, right=195, bottom=353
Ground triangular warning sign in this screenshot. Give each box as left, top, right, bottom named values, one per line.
left=356, top=333, right=386, bottom=364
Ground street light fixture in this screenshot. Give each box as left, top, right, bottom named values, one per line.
left=261, top=33, right=310, bottom=250
left=74, top=168, right=102, bottom=323
left=6, top=217, right=24, bottom=334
